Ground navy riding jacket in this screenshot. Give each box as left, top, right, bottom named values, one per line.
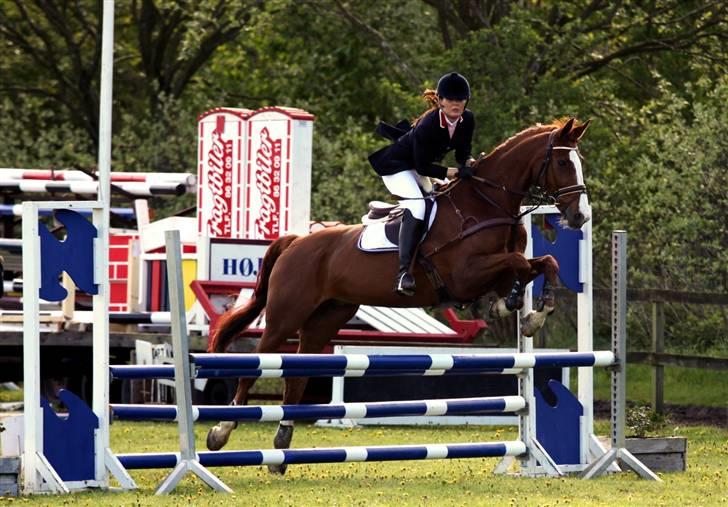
left=368, top=109, right=474, bottom=180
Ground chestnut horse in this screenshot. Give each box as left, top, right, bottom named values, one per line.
left=206, top=117, right=591, bottom=473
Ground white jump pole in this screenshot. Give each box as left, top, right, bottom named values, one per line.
left=92, top=0, right=114, bottom=488
left=95, top=0, right=135, bottom=489
left=581, top=231, right=661, bottom=481
left=154, top=230, right=231, bottom=494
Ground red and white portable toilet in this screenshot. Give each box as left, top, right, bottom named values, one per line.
left=197, top=106, right=314, bottom=240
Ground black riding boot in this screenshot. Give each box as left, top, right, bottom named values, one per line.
left=394, top=210, right=424, bottom=296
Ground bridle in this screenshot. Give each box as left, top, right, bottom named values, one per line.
left=535, top=130, right=588, bottom=203
left=424, top=129, right=589, bottom=257
left=466, top=129, right=588, bottom=219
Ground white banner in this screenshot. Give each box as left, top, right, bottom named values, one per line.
left=208, top=238, right=271, bottom=283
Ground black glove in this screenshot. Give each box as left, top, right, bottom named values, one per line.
left=457, top=164, right=474, bottom=179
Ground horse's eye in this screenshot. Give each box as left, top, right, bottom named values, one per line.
left=558, top=159, right=567, bottom=167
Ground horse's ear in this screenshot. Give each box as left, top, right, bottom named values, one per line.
left=570, top=119, right=591, bottom=143
left=559, top=118, right=575, bottom=142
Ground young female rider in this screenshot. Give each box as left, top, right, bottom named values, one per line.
left=368, top=72, right=476, bottom=296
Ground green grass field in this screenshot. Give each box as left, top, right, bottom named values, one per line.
left=5, top=421, right=727, bottom=506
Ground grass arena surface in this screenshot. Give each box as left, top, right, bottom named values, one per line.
left=6, top=421, right=726, bottom=506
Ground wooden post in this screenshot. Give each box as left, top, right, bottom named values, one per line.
left=126, top=239, right=141, bottom=312
left=61, top=272, right=75, bottom=321
left=651, top=301, right=665, bottom=414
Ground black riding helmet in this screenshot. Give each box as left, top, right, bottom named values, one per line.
left=436, top=72, right=471, bottom=101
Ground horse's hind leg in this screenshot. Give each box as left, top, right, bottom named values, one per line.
left=205, top=377, right=257, bottom=451
left=520, top=255, right=559, bottom=337
left=268, top=301, right=359, bottom=475
left=206, top=304, right=315, bottom=451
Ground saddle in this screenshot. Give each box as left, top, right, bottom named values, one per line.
left=357, top=197, right=451, bottom=303
left=363, top=201, right=403, bottom=223
left=362, top=178, right=438, bottom=224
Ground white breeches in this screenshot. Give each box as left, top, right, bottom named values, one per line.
left=382, top=170, right=427, bottom=220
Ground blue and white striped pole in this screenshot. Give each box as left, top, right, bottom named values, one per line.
left=118, top=441, right=527, bottom=470
left=189, top=351, right=616, bottom=371
left=111, top=396, right=526, bottom=422
left=109, top=365, right=514, bottom=379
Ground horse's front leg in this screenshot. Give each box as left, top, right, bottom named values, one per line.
left=520, top=255, right=559, bottom=337
left=489, top=279, right=525, bottom=318
left=472, top=253, right=531, bottom=319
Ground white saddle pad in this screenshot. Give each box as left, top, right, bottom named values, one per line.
left=358, top=222, right=398, bottom=252
left=357, top=201, right=437, bottom=253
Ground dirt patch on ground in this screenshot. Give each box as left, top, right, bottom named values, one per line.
left=594, top=400, right=727, bottom=428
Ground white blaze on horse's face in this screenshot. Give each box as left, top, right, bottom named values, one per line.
left=569, top=150, right=591, bottom=222
left=551, top=145, right=591, bottom=228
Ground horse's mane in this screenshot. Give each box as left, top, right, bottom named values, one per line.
left=485, top=118, right=571, bottom=159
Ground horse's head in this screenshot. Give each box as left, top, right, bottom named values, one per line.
left=535, top=118, right=591, bottom=229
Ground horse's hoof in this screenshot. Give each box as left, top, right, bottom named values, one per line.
left=206, top=425, right=229, bottom=451
left=267, top=464, right=288, bottom=475
left=489, top=298, right=511, bottom=319
left=520, top=310, right=547, bottom=337
left=266, top=424, right=294, bottom=474
left=395, top=286, right=415, bottom=297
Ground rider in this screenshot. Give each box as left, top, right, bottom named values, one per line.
left=368, top=72, right=476, bottom=296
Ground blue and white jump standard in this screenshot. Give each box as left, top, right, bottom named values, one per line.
left=21, top=1, right=134, bottom=494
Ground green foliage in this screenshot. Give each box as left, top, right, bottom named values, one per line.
left=589, top=75, right=728, bottom=350
left=114, top=93, right=198, bottom=174
left=0, top=96, right=95, bottom=169
left=625, top=404, right=670, bottom=438
left=0, top=0, right=726, bottom=350
left=311, top=119, right=384, bottom=223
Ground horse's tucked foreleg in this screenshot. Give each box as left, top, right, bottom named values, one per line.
left=520, top=255, right=559, bottom=337
left=535, top=279, right=555, bottom=312
left=489, top=279, right=525, bottom=318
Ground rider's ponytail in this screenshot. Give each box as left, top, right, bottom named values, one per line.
left=411, top=89, right=439, bottom=127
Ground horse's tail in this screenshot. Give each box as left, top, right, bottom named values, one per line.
left=207, top=234, right=298, bottom=353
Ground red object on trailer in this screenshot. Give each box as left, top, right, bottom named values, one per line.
left=189, top=280, right=487, bottom=351
left=109, top=233, right=138, bottom=312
